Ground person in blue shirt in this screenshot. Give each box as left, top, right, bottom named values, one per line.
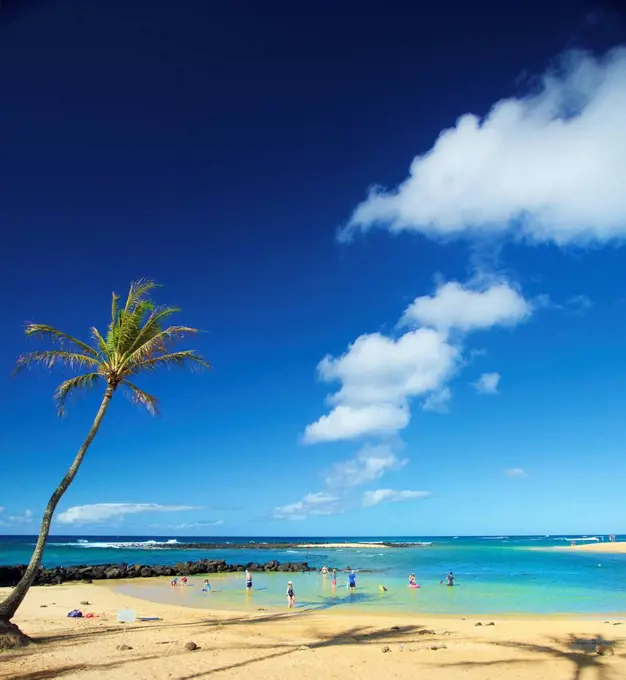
left=348, top=570, right=356, bottom=591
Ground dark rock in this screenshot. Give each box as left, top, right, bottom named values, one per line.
left=117, top=644, right=133, bottom=651
left=80, top=601, right=91, bottom=606
left=486, top=622, right=495, bottom=626
left=474, top=622, right=482, bottom=627
left=140, top=567, right=152, bottom=578
left=382, top=645, right=391, bottom=653
left=105, top=567, right=122, bottom=579
left=418, top=629, right=436, bottom=635
left=185, top=641, right=198, bottom=651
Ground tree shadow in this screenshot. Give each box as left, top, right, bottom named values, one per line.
left=175, top=623, right=426, bottom=680
left=6, top=619, right=426, bottom=680
left=431, top=633, right=622, bottom=680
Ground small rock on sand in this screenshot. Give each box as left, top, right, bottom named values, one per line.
left=417, top=629, right=435, bottom=635
left=486, top=622, right=495, bottom=626
left=430, top=643, right=447, bottom=651
left=474, top=622, right=482, bottom=627
left=80, top=601, right=91, bottom=605
left=298, top=645, right=311, bottom=651
left=382, top=645, right=391, bottom=653
left=185, top=641, right=199, bottom=651
left=116, top=644, right=133, bottom=651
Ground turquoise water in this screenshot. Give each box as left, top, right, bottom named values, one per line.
left=2, top=535, right=626, bottom=615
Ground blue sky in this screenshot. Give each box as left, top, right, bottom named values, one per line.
left=1, top=0, right=626, bottom=536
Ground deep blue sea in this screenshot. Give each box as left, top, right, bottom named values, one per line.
left=2, top=535, right=625, bottom=615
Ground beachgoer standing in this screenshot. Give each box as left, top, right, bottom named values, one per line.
left=203, top=579, right=211, bottom=592
left=321, top=565, right=328, bottom=576
left=348, top=569, right=356, bottom=592
left=245, top=569, right=252, bottom=590
left=181, top=576, right=188, bottom=587
left=446, top=572, right=455, bottom=586
left=331, top=569, right=337, bottom=590
left=287, top=581, right=295, bottom=608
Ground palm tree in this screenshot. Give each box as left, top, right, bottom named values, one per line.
left=0, top=279, right=210, bottom=649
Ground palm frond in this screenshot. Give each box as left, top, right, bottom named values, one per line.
left=90, top=327, right=109, bottom=357
left=24, top=324, right=98, bottom=357
left=13, top=350, right=100, bottom=376
left=54, top=372, right=102, bottom=415
left=115, top=300, right=154, bottom=356
left=122, top=324, right=198, bottom=369
left=130, top=350, right=211, bottom=373
left=123, top=306, right=180, bottom=357
left=124, top=279, right=160, bottom=313
left=123, top=380, right=159, bottom=415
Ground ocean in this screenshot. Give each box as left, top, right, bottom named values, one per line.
left=2, top=534, right=625, bottom=616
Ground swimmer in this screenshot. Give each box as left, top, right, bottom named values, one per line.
left=348, top=569, right=356, bottom=592
left=287, top=581, right=295, bottom=608
left=245, top=569, right=252, bottom=590
left=202, top=579, right=212, bottom=592
left=181, top=576, right=188, bottom=587
left=321, top=565, right=328, bottom=576
left=378, top=584, right=388, bottom=592
left=331, top=569, right=337, bottom=589
left=441, top=571, right=454, bottom=586
left=170, top=578, right=178, bottom=587
left=409, top=573, right=417, bottom=587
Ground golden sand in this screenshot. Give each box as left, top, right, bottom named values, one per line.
left=1, top=581, right=625, bottom=679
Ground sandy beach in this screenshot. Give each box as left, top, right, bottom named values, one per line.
left=548, top=541, right=626, bottom=554
left=1, top=581, right=625, bottom=680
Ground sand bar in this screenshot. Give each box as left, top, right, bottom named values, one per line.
left=1, top=581, right=625, bottom=679
left=539, top=542, right=626, bottom=554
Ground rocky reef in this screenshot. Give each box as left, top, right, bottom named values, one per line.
left=0, top=559, right=314, bottom=588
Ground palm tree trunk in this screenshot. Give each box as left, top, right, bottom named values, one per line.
left=0, top=386, right=115, bottom=649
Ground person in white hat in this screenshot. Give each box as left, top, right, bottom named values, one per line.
left=287, top=581, right=295, bottom=608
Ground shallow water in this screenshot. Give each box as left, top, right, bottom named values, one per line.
left=2, top=535, right=626, bottom=615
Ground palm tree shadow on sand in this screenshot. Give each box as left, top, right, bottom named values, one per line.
left=5, top=619, right=426, bottom=680
left=429, top=633, right=623, bottom=680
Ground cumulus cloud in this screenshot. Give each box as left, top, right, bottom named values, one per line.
left=473, top=372, right=501, bottom=394
left=304, top=278, right=533, bottom=443
left=57, top=503, right=199, bottom=525
left=504, top=468, right=529, bottom=478
left=303, top=327, right=459, bottom=443
left=325, top=444, right=408, bottom=487
left=402, top=280, right=532, bottom=331
left=363, top=489, right=431, bottom=507
left=273, top=492, right=341, bottom=521
left=341, top=48, right=626, bottom=246
left=8, top=510, right=33, bottom=523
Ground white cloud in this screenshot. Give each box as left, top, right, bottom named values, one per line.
left=402, top=280, right=532, bottom=331
left=8, top=510, right=33, bottom=524
left=473, top=372, right=501, bottom=395
left=304, top=278, right=533, bottom=442
left=504, top=468, right=529, bottom=478
left=341, top=48, right=626, bottom=246
left=273, top=492, right=341, bottom=521
left=57, top=503, right=199, bottom=525
left=171, top=520, right=224, bottom=530
left=363, top=489, right=431, bottom=507
left=325, top=444, right=408, bottom=487
left=303, top=327, right=459, bottom=443
left=422, top=387, right=451, bottom=413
